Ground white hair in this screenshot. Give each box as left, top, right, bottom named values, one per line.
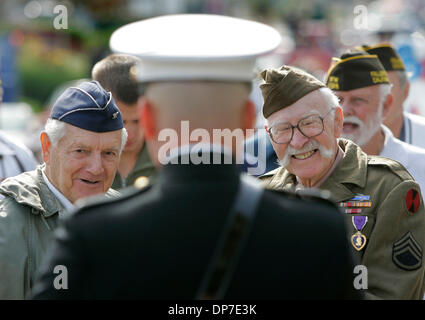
left=121, top=128, right=128, bottom=152
left=396, top=70, right=408, bottom=89
left=44, top=118, right=66, bottom=146
left=44, top=118, right=128, bottom=153
left=379, top=83, right=392, bottom=105
left=318, top=87, right=340, bottom=117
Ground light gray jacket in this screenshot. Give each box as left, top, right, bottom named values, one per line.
left=0, top=165, right=119, bottom=299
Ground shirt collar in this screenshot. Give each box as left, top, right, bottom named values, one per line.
left=295, top=145, right=345, bottom=190
left=41, top=168, right=75, bottom=212
left=381, top=124, right=391, bottom=145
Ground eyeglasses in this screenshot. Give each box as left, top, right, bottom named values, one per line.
left=267, top=108, right=335, bottom=144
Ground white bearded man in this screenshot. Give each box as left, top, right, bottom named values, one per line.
left=326, top=50, right=425, bottom=193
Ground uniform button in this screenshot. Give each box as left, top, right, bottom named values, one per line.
left=134, top=176, right=149, bottom=189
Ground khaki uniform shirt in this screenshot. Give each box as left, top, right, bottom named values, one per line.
left=260, top=139, right=425, bottom=300
left=112, top=143, right=156, bottom=190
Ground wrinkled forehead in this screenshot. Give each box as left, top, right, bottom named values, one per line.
left=333, top=84, right=380, bottom=100
left=59, top=123, right=122, bottom=148
left=266, top=90, right=328, bottom=126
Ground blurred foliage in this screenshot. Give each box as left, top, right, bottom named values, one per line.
left=17, top=32, right=90, bottom=109
left=7, top=0, right=131, bottom=113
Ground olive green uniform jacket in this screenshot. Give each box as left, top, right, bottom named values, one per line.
left=260, top=139, right=425, bottom=300
left=0, top=165, right=119, bottom=299
left=111, top=143, right=157, bottom=190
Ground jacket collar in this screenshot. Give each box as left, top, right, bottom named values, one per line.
left=0, top=164, right=65, bottom=217
left=265, top=139, right=368, bottom=202
left=159, top=150, right=240, bottom=188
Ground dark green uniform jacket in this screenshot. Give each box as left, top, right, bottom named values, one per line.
left=260, top=139, right=425, bottom=300
left=112, top=143, right=156, bottom=190
left=32, top=152, right=361, bottom=299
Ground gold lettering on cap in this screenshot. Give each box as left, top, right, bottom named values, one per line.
left=370, top=70, right=389, bottom=84
left=328, top=76, right=339, bottom=90
left=390, top=57, right=404, bottom=70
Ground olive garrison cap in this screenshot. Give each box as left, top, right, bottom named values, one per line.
left=325, top=51, right=390, bottom=91
left=260, top=65, right=326, bottom=118
left=357, top=44, right=405, bottom=71
left=50, top=80, right=123, bottom=132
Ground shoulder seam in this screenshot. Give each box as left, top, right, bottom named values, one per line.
left=367, top=156, right=414, bottom=181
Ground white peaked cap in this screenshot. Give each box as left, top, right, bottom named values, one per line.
left=109, top=14, right=281, bottom=82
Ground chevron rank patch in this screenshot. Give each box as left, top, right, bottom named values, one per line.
left=392, top=232, right=423, bottom=271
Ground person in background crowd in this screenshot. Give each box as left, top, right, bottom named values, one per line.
left=0, top=76, right=38, bottom=182
left=0, top=80, right=127, bottom=299
left=92, top=54, right=157, bottom=189
left=326, top=50, right=425, bottom=194
left=359, top=44, right=425, bottom=148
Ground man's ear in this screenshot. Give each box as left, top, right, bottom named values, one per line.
left=382, top=93, right=394, bottom=119
left=139, top=98, right=155, bottom=140
left=333, top=107, right=343, bottom=138
left=402, top=81, right=410, bottom=102
left=242, top=99, right=256, bottom=133
left=40, top=132, right=51, bottom=164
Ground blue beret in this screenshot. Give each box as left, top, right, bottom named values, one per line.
left=50, top=80, right=123, bottom=132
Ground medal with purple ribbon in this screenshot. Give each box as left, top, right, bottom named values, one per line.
left=351, top=216, right=368, bottom=251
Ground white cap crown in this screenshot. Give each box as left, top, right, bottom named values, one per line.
left=110, top=14, right=281, bottom=82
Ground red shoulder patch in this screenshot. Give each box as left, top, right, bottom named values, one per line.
left=406, top=189, right=420, bottom=214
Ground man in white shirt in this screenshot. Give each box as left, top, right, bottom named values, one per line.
left=380, top=124, right=425, bottom=192
left=0, top=80, right=127, bottom=299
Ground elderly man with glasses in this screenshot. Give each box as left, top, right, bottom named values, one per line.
left=260, top=65, right=425, bottom=300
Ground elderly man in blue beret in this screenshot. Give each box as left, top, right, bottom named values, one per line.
left=0, top=80, right=127, bottom=299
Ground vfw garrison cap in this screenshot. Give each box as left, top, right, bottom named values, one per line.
left=261, top=65, right=326, bottom=118
left=357, top=43, right=406, bottom=71
left=325, top=51, right=390, bottom=91
left=50, top=80, right=123, bottom=132
left=109, top=14, right=281, bottom=82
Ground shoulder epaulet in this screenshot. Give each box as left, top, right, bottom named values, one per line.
left=367, top=155, right=414, bottom=181
left=74, top=184, right=152, bottom=215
